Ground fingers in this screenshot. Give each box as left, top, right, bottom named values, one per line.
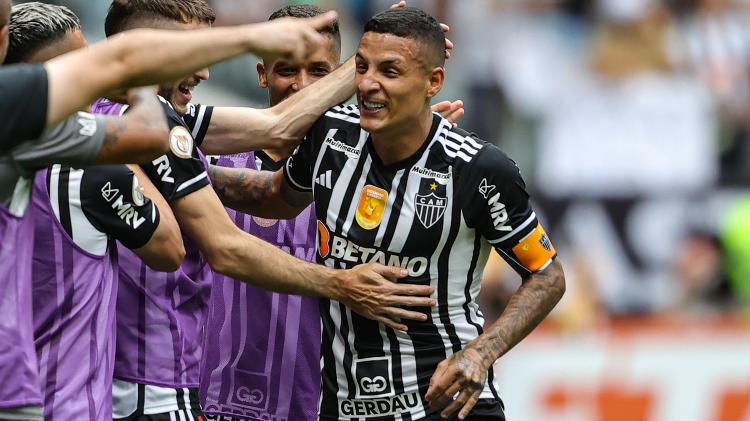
left=431, top=100, right=452, bottom=114
left=458, top=391, right=482, bottom=420
left=307, top=10, right=338, bottom=31
left=389, top=282, right=435, bottom=297
left=370, top=263, right=408, bottom=280
left=441, top=388, right=476, bottom=419
left=386, top=294, right=436, bottom=307
left=380, top=306, right=428, bottom=322
left=376, top=315, right=408, bottom=331
left=390, top=1, right=407, bottom=9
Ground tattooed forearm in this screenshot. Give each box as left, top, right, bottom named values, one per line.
left=209, top=165, right=275, bottom=212
left=470, top=259, right=565, bottom=365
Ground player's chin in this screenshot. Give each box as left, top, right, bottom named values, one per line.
left=359, top=115, right=386, bottom=134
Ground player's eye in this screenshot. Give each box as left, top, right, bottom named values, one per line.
left=312, top=67, right=331, bottom=77
left=276, top=68, right=296, bottom=76
left=356, top=63, right=368, bottom=73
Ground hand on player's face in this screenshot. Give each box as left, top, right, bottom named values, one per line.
left=249, top=11, right=338, bottom=65
left=336, top=263, right=436, bottom=331
left=425, top=346, right=489, bottom=419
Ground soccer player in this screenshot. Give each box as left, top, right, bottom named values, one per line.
left=2, top=4, right=183, bottom=420
left=95, top=2, right=435, bottom=419
left=213, top=7, right=566, bottom=420
left=200, top=4, right=462, bottom=421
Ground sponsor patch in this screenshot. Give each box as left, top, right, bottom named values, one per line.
left=318, top=220, right=331, bottom=258
left=324, top=129, right=360, bottom=159
left=252, top=216, right=277, bottom=228
left=131, top=175, right=145, bottom=207
left=512, top=224, right=556, bottom=271
left=355, top=185, right=388, bottom=230
left=76, top=112, right=98, bottom=137
left=169, top=126, right=194, bottom=159
left=478, top=178, right=496, bottom=199
left=410, top=165, right=451, bottom=185
left=354, top=356, right=393, bottom=398
left=339, top=392, right=421, bottom=418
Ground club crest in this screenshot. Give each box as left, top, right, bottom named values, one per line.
left=415, top=192, right=447, bottom=229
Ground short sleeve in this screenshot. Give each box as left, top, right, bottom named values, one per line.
left=461, top=144, right=556, bottom=277
left=182, top=103, right=214, bottom=147
left=283, top=115, right=326, bottom=192
left=139, top=100, right=210, bottom=202
left=12, top=111, right=106, bottom=174
left=0, top=65, right=48, bottom=152
left=79, top=165, right=160, bottom=250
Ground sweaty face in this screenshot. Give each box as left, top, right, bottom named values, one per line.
left=26, top=29, right=88, bottom=63
left=355, top=32, right=436, bottom=135
left=158, top=20, right=210, bottom=115
left=259, top=35, right=338, bottom=106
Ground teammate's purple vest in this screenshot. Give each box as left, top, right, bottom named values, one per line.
left=93, top=99, right=212, bottom=388
left=0, top=182, right=40, bottom=409
left=31, top=170, right=117, bottom=420
left=199, top=151, right=320, bottom=421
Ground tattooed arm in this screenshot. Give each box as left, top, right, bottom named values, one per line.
left=93, top=88, right=170, bottom=165
left=209, top=164, right=312, bottom=218
left=425, top=260, right=565, bottom=419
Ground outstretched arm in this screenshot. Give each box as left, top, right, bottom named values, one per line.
left=173, top=184, right=435, bottom=331
left=200, top=57, right=355, bottom=155
left=44, top=12, right=338, bottom=127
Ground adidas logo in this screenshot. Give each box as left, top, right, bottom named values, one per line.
left=316, top=170, right=333, bottom=189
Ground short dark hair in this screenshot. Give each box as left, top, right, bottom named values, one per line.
left=363, top=7, right=445, bottom=68
left=105, top=0, right=216, bottom=37
left=5, top=2, right=81, bottom=64
left=269, top=4, right=340, bottom=53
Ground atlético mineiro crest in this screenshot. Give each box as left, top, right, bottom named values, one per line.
left=415, top=193, right=447, bottom=229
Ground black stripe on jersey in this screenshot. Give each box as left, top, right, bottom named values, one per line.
left=386, top=327, right=406, bottom=421
left=436, top=201, right=464, bottom=355
left=338, top=302, right=358, bottom=400
left=464, top=233, right=501, bottom=402
left=379, top=172, right=409, bottom=247
left=335, top=151, right=368, bottom=233
left=319, top=298, right=339, bottom=418
left=176, top=387, right=186, bottom=411
left=57, top=167, right=73, bottom=235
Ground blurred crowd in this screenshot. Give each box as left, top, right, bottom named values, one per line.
left=39, top=0, right=750, bottom=327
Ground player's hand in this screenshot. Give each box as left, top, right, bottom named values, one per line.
left=425, top=345, right=490, bottom=419
left=431, top=100, right=464, bottom=126
left=390, top=1, right=454, bottom=59
left=335, top=263, right=435, bottom=331
left=245, top=11, right=338, bottom=64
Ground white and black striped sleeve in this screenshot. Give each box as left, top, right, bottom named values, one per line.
left=283, top=115, right=326, bottom=192
left=182, top=103, right=214, bottom=147
left=461, top=144, right=556, bottom=276
left=48, top=165, right=161, bottom=253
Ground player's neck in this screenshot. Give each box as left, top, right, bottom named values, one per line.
left=370, top=108, right=433, bottom=166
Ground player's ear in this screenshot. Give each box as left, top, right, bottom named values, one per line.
left=257, top=62, right=268, bottom=89
left=426, top=66, right=444, bottom=99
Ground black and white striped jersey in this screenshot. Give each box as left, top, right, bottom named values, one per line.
left=284, top=105, right=557, bottom=420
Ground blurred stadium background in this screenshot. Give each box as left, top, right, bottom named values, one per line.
left=21, top=0, right=750, bottom=419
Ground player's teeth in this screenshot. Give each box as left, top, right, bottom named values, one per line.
left=365, top=101, right=384, bottom=109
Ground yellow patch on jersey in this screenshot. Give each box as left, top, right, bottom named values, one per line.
left=355, top=185, right=388, bottom=230
left=512, top=223, right=556, bottom=272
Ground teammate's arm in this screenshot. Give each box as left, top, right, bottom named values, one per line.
left=209, top=165, right=309, bottom=219
left=78, top=165, right=184, bottom=271
left=93, top=88, right=170, bottom=165
left=425, top=144, right=566, bottom=419
left=127, top=165, right=185, bottom=271
left=200, top=58, right=355, bottom=155
left=43, top=12, right=338, bottom=128
left=171, top=184, right=435, bottom=331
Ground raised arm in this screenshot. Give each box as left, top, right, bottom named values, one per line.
left=93, top=88, right=170, bottom=165
left=172, top=184, right=435, bottom=331
left=44, top=12, right=338, bottom=127
left=209, top=165, right=310, bottom=219
left=200, top=57, right=355, bottom=155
